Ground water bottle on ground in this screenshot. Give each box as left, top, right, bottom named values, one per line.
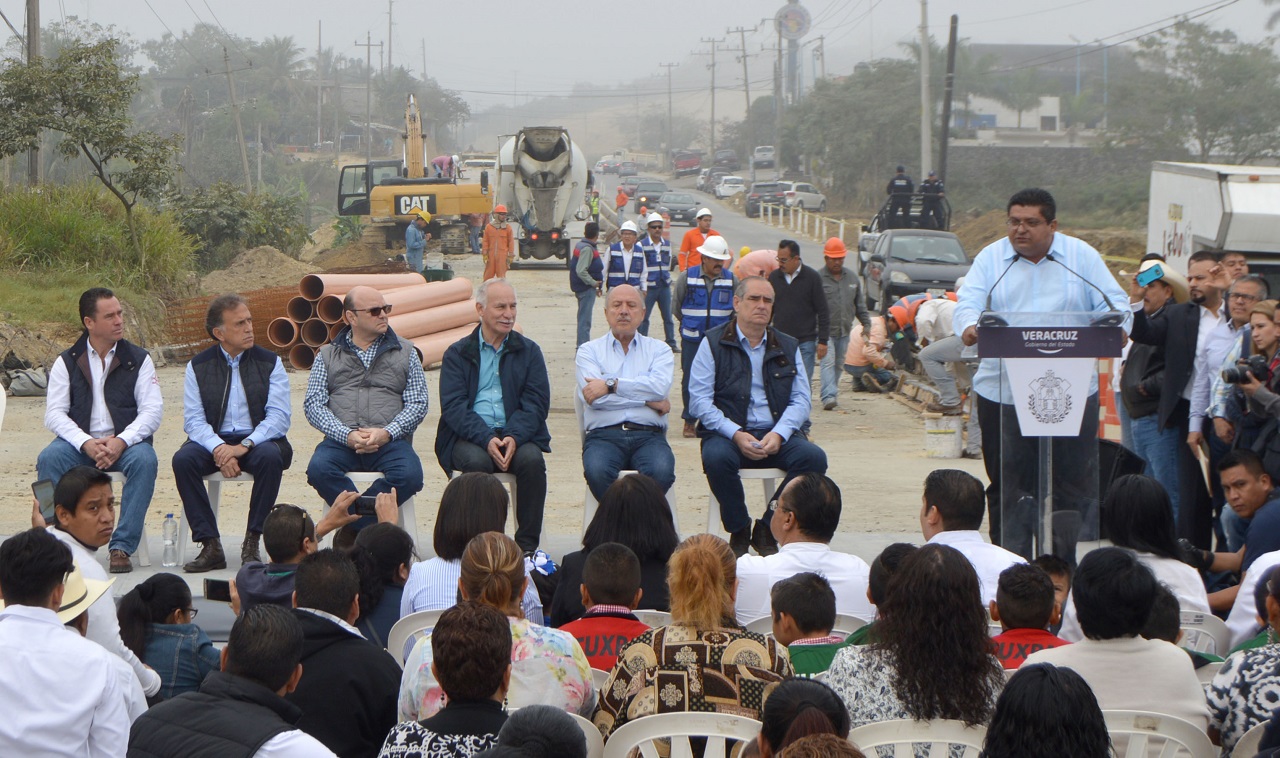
left=162, top=513, right=178, bottom=567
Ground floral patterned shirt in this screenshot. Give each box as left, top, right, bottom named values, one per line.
left=397, top=617, right=595, bottom=721
left=593, top=623, right=793, bottom=738
left=1208, top=643, right=1280, bottom=755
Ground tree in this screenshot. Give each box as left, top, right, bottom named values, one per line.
left=0, top=39, right=182, bottom=263
left=992, top=69, right=1048, bottom=128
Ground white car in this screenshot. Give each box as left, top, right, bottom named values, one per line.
left=779, top=180, right=827, bottom=212
left=752, top=145, right=776, bottom=168
left=714, top=176, right=746, bottom=199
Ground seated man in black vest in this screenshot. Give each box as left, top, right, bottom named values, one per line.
left=128, top=604, right=337, bottom=757
left=176, top=294, right=293, bottom=571
left=36, top=287, right=162, bottom=574
left=689, top=276, right=828, bottom=558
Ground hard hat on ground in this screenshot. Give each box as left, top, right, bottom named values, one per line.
left=822, top=237, right=848, bottom=258
left=695, top=208, right=713, bottom=219
left=493, top=204, right=508, bottom=214
left=620, top=220, right=638, bottom=233
left=413, top=209, right=432, bottom=223
left=697, top=235, right=731, bottom=261
left=646, top=212, right=664, bottom=226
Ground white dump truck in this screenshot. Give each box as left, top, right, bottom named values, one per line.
left=1148, top=161, right=1280, bottom=282
left=496, top=127, right=589, bottom=265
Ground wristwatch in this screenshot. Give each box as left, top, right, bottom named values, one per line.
left=605, top=378, right=617, bottom=394
left=241, top=439, right=255, bottom=450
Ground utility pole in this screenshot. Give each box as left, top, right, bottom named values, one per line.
left=919, top=0, right=932, bottom=178
left=316, top=21, right=323, bottom=148
left=727, top=26, right=755, bottom=151
left=817, top=35, right=826, bottom=80
left=223, top=47, right=253, bottom=193
left=773, top=27, right=783, bottom=172
left=355, top=34, right=382, bottom=168
left=421, top=39, right=426, bottom=81
left=386, top=0, right=393, bottom=73
left=938, top=15, right=958, bottom=184
left=659, top=62, right=678, bottom=168
left=256, top=121, right=263, bottom=191
left=25, top=0, right=40, bottom=185
left=696, top=38, right=720, bottom=153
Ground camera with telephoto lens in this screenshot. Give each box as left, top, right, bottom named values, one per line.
left=1222, top=355, right=1272, bottom=385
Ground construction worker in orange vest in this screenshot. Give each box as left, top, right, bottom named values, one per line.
left=482, top=204, right=517, bottom=281
left=678, top=208, right=720, bottom=270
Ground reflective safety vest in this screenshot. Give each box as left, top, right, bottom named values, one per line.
left=887, top=291, right=957, bottom=331
left=606, top=242, right=646, bottom=289
left=680, top=267, right=735, bottom=341
left=640, top=236, right=671, bottom=288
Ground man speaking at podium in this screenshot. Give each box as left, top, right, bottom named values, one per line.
left=953, top=188, right=1129, bottom=560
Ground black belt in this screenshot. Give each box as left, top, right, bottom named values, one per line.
left=593, top=422, right=664, bottom=434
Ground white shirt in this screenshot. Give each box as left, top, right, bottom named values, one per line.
left=49, top=527, right=163, bottom=697
left=1058, top=551, right=1211, bottom=642
left=1191, top=316, right=1245, bottom=432
left=1226, top=549, right=1280, bottom=648
left=734, top=542, right=874, bottom=624
left=256, top=729, right=338, bottom=757
left=297, top=607, right=364, bottom=638
left=45, top=340, right=163, bottom=449
left=925, top=530, right=1024, bottom=607
left=1183, top=304, right=1225, bottom=402
left=576, top=331, right=674, bottom=430
left=106, top=652, right=148, bottom=722
left=915, top=298, right=957, bottom=344
left=400, top=557, right=544, bottom=625
left=0, top=605, right=130, bottom=757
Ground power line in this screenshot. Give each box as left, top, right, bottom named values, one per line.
left=141, top=0, right=206, bottom=69
left=200, top=0, right=251, bottom=61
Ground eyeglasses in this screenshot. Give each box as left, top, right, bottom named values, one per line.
left=1230, top=292, right=1262, bottom=302
left=648, top=224, right=663, bottom=229
left=185, top=608, right=199, bottom=619
left=347, top=305, right=393, bottom=317
left=776, top=257, right=795, bottom=265
left=1006, top=218, right=1046, bottom=230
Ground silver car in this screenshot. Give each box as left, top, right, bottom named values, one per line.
left=779, top=181, right=827, bottom=212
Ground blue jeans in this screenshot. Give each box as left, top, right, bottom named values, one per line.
left=582, top=427, right=675, bottom=503
left=640, top=284, right=677, bottom=347
left=1118, top=401, right=1135, bottom=453
left=575, top=288, right=597, bottom=347
left=1130, top=415, right=1183, bottom=522
left=797, top=340, right=817, bottom=384
left=468, top=226, right=482, bottom=254
left=681, top=338, right=700, bottom=421
left=37, top=437, right=157, bottom=555
left=844, top=363, right=894, bottom=389
left=819, top=335, right=851, bottom=404
left=405, top=246, right=424, bottom=273
left=701, top=430, right=827, bottom=533
left=1221, top=506, right=1250, bottom=553
left=305, top=438, right=424, bottom=529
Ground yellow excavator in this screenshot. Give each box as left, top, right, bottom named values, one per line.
left=337, top=94, right=491, bottom=252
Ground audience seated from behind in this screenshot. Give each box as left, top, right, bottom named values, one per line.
left=1208, top=567, right=1280, bottom=753
left=989, top=564, right=1067, bottom=669
left=1231, top=566, right=1280, bottom=654
left=400, top=532, right=594, bottom=721
left=470, top=705, right=587, bottom=758
left=1141, top=582, right=1221, bottom=669
left=594, top=533, right=794, bottom=738
left=1059, top=474, right=1209, bottom=641
left=1030, top=553, right=1072, bottom=635
left=379, top=602, right=511, bottom=758
left=287, top=549, right=403, bottom=757
left=129, top=604, right=338, bottom=757
left=755, top=678, right=852, bottom=758
left=400, top=473, right=544, bottom=624
left=980, top=663, right=1111, bottom=758
left=0, top=529, right=132, bottom=755
left=118, top=572, right=220, bottom=702
left=846, top=543, right=917, bottom=646
left=1226, top=552, right=1280, bottom=651
left=348, top=523, right=416, bottom=648
left=549, top=474, right=678, bottom=626
left=558, top=542, right=650, bottom=670
left=826, top=544, right=1004, bottom=729
left=918, top=469, right=1023, bottom=606
left=735, top=473, right=873, bottom=624
left=779, top=734, right=865, bottom=758
left=1022, top=547, right=1209, bottom=730
left=771, top=572, right=849, bottom=676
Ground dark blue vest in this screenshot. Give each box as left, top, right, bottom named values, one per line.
left=570, top=239, right=604, bottom=294
left=699, top=318, right=802, bottom=437
left=59, top=333, right=152, bottom=444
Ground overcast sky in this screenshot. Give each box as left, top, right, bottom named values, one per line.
left=1, top=0, right=1272, bottom=110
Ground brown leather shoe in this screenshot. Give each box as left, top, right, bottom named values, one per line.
left=183, top=540, right=227, bottom=573
left=109, top=549, right=133, bottom=574
left=728, top=527, right=751, bottom=558
left=925, top=400, right=964, bottom=415
left=682, top=420, right=697, bottom=438
left=241, top=532, right=262, bottom=565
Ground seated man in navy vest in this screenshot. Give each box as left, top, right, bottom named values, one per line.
left=176, top=294, right=293, bottom=572
left=689, top=276, right=829, bottom=558
left=37, top=287, right=162, bottom=574
left=304, top=286, right=428, bottom=545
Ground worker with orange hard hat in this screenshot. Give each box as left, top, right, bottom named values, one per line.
left=482, top=204, right=516, bottom=281
left=817, top=237, right=872, bottom=409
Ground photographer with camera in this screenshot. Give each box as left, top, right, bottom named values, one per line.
left=1221, top=301, right=1280, bottom=476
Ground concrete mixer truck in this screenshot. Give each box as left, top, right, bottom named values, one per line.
left=496, top=127, right=590, bottom=265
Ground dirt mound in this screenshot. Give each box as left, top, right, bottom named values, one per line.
left=313, top=241, right=394, bottom=270
left=0, top=322, right=69, bottom=371
left=200, top=246, right=318, bottom=294
left=1073, top=230, right=1145, bottom=260
left=952, top=210, right=1007, bottom=256
left=299, top=222, right=338, bottom=263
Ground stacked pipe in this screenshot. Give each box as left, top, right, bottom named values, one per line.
left=268, top=274, right=478, bottom=370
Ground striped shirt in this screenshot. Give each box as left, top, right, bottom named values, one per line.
left=304, top=330, right=429, bottom=445
left=400, top=556, right=544, bottom=625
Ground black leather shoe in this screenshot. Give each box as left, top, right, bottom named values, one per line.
left=729, top=527, right=751, bottom=558
left=751, top=518, right=779, bottom=556
left=184, top=540, right=227, bottom=573
left=241, top=532, right=261, bottom=565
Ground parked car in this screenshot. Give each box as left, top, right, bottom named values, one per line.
left=713, top=148, right=740, bottom=171
left=701, top=169, right=730, bottom=193
left=860, top=229, right=970, bottom=312
left=696, top=168, right=712, bottom=191
left=672, top=151, right=702, bottom=177
left=744, top=181, right=787, bottom=217
left=714, top=176, right=746, bottom=200
left=620, top=176, right=648, bottom=197
left=618, top=161, right=638, bottom=177
left=752, top=145, right=776, bottom=169
left=779, top=181, right=827, bottom=212
left=633, top=181, right=671, bottom=212
left=658, top=192, right=698, bottom=224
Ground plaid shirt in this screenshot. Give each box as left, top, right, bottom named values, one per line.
left=304, top=330, right=429, bottom=444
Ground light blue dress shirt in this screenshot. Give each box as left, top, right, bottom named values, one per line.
left=575, top=331, right=674, bottom=429
left=688, top=326, right=811, bottom=441
left=183, top=348, right=291, bottom=453
left=952, top=232, right=1131, bottom=402
left=474, top=332, right=508, bottom=430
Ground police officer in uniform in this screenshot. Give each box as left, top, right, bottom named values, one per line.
left=920, top=170, right=945, bottom=230
left=886, top=165, right=914, bottom=229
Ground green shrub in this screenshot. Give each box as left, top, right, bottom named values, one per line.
left=166, top=182, right=313, bottom=271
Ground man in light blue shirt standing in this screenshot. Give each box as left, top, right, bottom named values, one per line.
left=405, top=210, right=432, bottom=274
left=577, top=284, right=676, bottom=502
left=953, top=188, right=1129, bottom=559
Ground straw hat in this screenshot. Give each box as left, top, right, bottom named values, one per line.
left=0, top=565, right=114, bottom=624
left=1122, top=259, right=1189, bottom=304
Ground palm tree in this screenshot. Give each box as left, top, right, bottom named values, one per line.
left=993, top=68, right=1048, bottom=128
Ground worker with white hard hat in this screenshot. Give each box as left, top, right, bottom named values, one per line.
left=672, top=233, right=736, bottom=437
left=604, top=220, right=647, bottom=292
left=679, top=207, right=720, bottom=271
left=639, top=212, right=679, bottom=351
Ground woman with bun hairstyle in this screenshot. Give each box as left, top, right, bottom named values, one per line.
left=117, top=572, right=219, bottom=702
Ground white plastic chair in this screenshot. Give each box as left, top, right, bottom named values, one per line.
left=176, top=472, right=255, bottom=564
left=707, top=468, right=786, bottom=534
left=324, top=471, right=419, bottom=547
left=603, top=712, right=762, bottom=758
left=847, top=719, right=987, bottom=757
left=569, top=713, right=605, bottom=758
left=744, top=615, right=775, bottom=635
left=1195, top=660, right=1223, bottom=686
left=1180, top=611, right=1232, bottom=657
left=745, top=613, right=867, bottom=637
left=106, top=472, right=151, bottom=567
left=1101, top=710, right=1216, bottom=758
left=1233, top=720, right=1267, bottom=758
left=633, top=609, right=672, bottom=628
left=591, top=668, right=612, bottom=691
left=385, top=608, right=444, bottom=666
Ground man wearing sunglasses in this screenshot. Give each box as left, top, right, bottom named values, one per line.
left=304, top=286, right=428, bottom=543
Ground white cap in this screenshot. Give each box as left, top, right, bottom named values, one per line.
left=645, top=212, right=664, bottom=226
left=697, top=235, right=731, bottom=260
left=695, top=207, right=713, bottom=219
left=620, top=220, right=638, bottom=233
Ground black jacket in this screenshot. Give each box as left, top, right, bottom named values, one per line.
left=128, top=671, right=298, bottom=758
left=1130, top=302, right=1202, bottom=431
left=768, top=265, right=830, bottom=344
left=285, top=609, right=402, bottom=758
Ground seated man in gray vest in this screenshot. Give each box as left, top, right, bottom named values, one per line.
left=37, top=287, right=162, bottom=574
left=689, top=276, right=828, bottom=558
left=304, top=286, right=428, bottom=544
left=176, top=294, right=293, bottom=571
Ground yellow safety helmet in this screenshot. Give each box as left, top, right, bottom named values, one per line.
left=739, top=246, right=752, bottom=258
left=413, top=208, right=432, bottom=223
